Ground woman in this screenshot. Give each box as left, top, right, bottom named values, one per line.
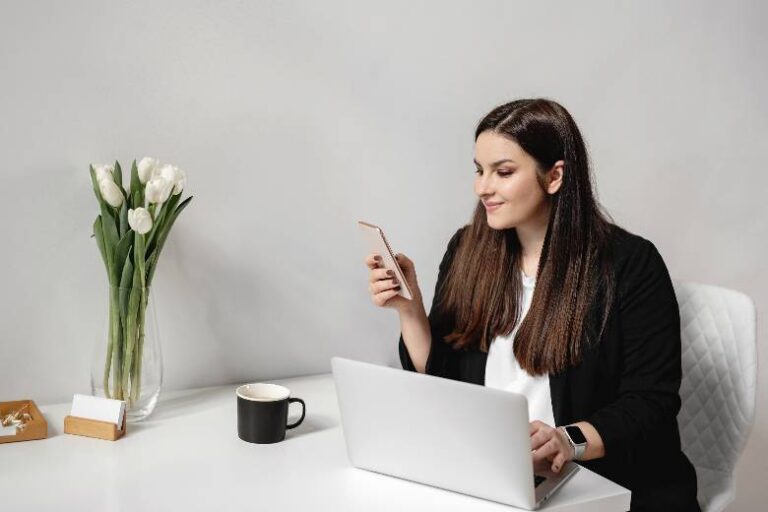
left=364, top=99, right=700, bottom=511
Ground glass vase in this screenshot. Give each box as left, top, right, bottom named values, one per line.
left=91, top=285, right=162, bottom=422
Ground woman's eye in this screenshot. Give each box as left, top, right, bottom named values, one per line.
left=474, top=168, right=513, bottom=176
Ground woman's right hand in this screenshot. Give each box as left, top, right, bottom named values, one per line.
left=364, top=252, right=423, bottom=313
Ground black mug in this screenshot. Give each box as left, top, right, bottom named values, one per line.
left=236, top=383, right=306, bottom=444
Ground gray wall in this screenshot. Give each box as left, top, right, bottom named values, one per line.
left=1, top=1, right=765, bottom=508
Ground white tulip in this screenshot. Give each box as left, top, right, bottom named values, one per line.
left=93, top=164, right=115, bottom=184
left=128, top=207, right=153, bottom=235
left=158, top=164, right=177, bottom=185
left=145, top=176, right=173, bottom=205
left=98, top=178, right=124, bottom=208
left=137, top=157, right=160, bottom=184
left=159, top=164, right=186, bottom=195
left=172, top=167, right=186, bottom=195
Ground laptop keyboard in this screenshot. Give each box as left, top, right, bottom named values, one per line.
left=534, top=475, right=547, bottom=487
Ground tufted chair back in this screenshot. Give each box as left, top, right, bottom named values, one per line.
left=673, top=280, right=757, bottom=512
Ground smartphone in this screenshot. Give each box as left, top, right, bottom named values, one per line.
left=358, top=220, right=413, bottom=300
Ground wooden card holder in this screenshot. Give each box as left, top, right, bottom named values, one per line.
left=64, top=413, right=127, bottom=441
left=0, top=399, right=48, bottom=444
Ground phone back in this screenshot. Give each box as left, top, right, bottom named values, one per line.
left=358, top=221, right=412, bottom=300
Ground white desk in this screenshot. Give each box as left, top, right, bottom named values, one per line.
left=0, top=373, right=630, bottom=511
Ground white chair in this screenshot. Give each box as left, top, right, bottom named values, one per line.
left=673, top=280, right=757, bottom=512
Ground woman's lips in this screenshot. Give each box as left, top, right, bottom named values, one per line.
left=484, top=202, right=503, bottom=212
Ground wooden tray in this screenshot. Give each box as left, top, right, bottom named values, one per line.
left=64, top=414, right=126, bottom=441
left=0, top=399, right=48, bottom=444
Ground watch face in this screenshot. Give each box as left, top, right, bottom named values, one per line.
left=565, top=426, right=587, bottom=445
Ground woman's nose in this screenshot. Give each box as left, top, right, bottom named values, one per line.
left=476, top=173, right=493, bottom=196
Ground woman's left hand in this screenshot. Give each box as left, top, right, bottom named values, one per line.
left=530, top=420, right=574, bottom=473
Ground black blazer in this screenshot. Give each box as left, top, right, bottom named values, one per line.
left=398, top=224, right=700, bottom=512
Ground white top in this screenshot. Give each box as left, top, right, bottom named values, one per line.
left=485, top=271, right=556, bottom=427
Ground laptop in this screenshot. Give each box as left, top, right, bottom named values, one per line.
left=331, top=356, right=579, bottom=509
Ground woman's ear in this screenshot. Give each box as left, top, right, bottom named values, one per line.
left=547, top=160, right=565, bottom=194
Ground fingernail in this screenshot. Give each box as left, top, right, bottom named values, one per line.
left=386, top=270, right=394, bottom=276
left=374, top=256, right=382, bottom=261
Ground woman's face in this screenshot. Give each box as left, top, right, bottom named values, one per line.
left=473, top=130, right=562, bottom=231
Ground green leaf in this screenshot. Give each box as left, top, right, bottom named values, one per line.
left=119, top=201, right=129, bottom=237
left=113, top=231, right=135, bottom=284
left=118, top=248, right=134, bottom=328
left=113, top=160, right=123, bottom=191
left=145, top=252, right=157, bottom=285
left=135, top=232, right=147, bottom=288
left=93, top=216, right=108, bottom=274
left=147, top=196, right=192, bottom=286
left=100, top=199, right=118, bottom=242
left=132, top=190, right=142, bottom=211
left=130, top=159, right=143, bottom=205
left=89, top=165, right=106, bottom=207
left=92, top=166, right=118, bottom=230
left=91, top=163, right=125, bottom=211
left=146, top=193, right=180, bottom=256
left=100, top=206, right=119, bottom=284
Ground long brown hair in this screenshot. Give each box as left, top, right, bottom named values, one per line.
left=434, top=98, right=616, bottom=376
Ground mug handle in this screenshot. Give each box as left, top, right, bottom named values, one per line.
left=286, top=398, right=306, bottom=429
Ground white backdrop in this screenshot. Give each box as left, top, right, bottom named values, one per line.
left=1, top=1, right=765, bottom=508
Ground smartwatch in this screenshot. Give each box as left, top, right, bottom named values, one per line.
left=559, top=425, right=588, bottom=461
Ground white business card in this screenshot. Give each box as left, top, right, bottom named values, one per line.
left=71, top=394, right=125, bottom=426
left=0, top=423, right=17, bottom=436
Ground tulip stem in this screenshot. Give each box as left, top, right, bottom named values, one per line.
left=102, top=283, right=116, bottom=399
left=132, top=291, right=147, bottom=404
left=123, top=274, right=142, bottom=407
left=110, top=286, right=124, bottom=401
left=103, top=332, right=113, bottom=399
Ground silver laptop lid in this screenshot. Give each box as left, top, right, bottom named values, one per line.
left=331, top=356, right=539, bottom=508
